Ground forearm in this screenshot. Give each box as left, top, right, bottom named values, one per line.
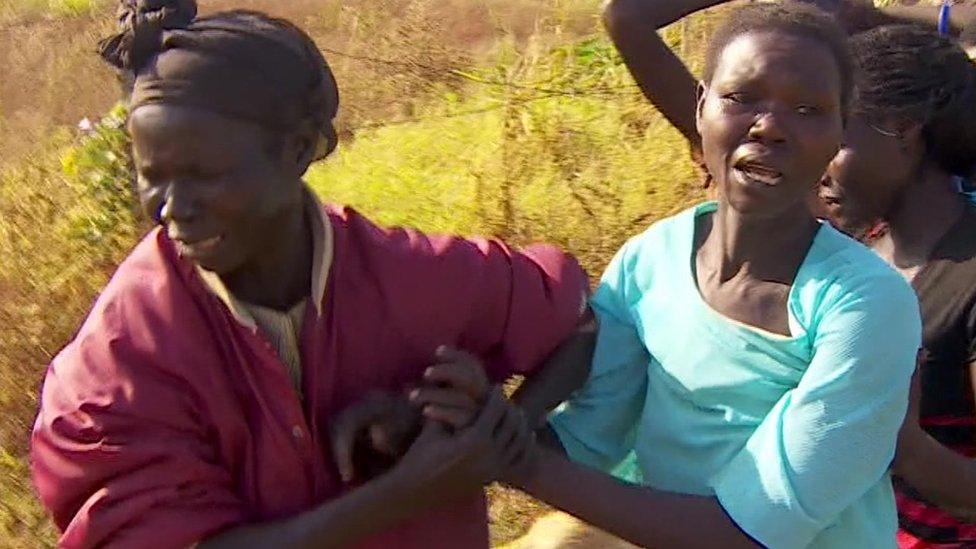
left=605, top=0, right=730, bottom=28
left=881, top=6, right=976, bottom=35
left=603, top=0, right=718, bottom=148
left=512, top=309, right=597, bottom=429
left=895, top=423, right=976, bottom=514
left=199, top=471, right=417, bottom=549
left=512, top=448, right=759, bottom=549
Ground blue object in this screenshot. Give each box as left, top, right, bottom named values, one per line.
left=954, top=176, right=976, bottom=206
left=939, top=1, right=952, bottom=36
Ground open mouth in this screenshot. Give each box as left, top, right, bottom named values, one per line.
left=818, top=176, right=843, bottom=205
left=733, top=159, right=784, bottom=187
left=177, top=234, right=224, bottom=257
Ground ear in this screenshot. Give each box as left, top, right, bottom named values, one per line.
left=892, top=118, right=924, bottom=156
left=894, top=119, right=922, bottom=142
left=695, top=81, right=708, bottom=136
left=280, top=126, right=320, bottom=177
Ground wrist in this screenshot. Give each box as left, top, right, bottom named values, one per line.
left=504, top=442, right=548, bottom=490
left=377, top=463, right=421, bottom=509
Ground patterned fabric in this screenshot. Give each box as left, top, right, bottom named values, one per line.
left=895, top=207, right=976, bottom=548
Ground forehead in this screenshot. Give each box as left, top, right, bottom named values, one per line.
left=128, top=104, right=269, bottom=164
left=712, top=31, right=841, bottom=96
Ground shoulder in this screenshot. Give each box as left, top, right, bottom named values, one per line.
left=50, top=229, right=210, bottom=385
left=796, top=224, right=919, bottom=334
left=613, top=202, right=702, bottom=270
left=325, top=203, right=489, bottom=262
left=325, top=202, right=582, bottom=278
left=599, top=203, right=702, bottom=296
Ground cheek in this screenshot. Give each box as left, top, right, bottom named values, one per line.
left=136, top=180, right=165, bottom=222
left=838, top=143, right=893, bottom=188
left=831, top=149, right=895, bottom=212
left=829, top=149, right=857, bottom=183
left=699, top=109, right=745, bottom=173
left=217, top=170, right=287, bottom=227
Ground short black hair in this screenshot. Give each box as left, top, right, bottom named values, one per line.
left=703, top=3, right=854, bottom=113
left=851, top=24, right=976, bottom=177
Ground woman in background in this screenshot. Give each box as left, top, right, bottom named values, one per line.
left=820, top=25, right=976, bottom=547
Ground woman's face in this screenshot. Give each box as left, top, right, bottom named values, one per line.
left=129, top=104, right=305, bottom=275
left=697, top=30, right=844, bottom=221
left=818, top=114, right=914, bottom=235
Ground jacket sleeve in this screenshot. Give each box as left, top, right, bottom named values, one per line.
left=31, top=302, right=245, bottom=549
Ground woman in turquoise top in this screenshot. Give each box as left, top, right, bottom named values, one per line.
left=489, top=4, right=921, bottom=548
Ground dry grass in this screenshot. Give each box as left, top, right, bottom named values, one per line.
left=0, top=0, right=726, bottom=546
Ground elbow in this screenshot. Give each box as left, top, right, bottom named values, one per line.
left=602, top=0, right=653, bottom=36
left=893, top=419, right=922, bottom=476
left=601, top=0, right=626, bottom=34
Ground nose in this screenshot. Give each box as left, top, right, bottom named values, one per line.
left=747, top=110, right=787, bottom=145
left=159, top=181, right=200, bottom=226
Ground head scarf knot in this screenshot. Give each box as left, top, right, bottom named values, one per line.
left=98, top=0, right=340, bottom=159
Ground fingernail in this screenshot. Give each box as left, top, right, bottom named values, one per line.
left=423, top=368, right=434, bottom=378
left=410, top=389, right=421, bottom=400
left=436, top=344, right=447, bottom=355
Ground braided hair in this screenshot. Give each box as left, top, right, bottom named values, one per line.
left=851, top=25, right=976, bottom=178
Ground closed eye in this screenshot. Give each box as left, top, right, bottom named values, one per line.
left=722, top=92, right=752, bottom=105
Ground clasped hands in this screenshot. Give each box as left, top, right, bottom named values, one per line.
left=328, top=346, right=537, bottom=504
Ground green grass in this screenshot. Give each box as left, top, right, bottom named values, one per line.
left=0, top=6, right=716, bottom=547
left=308, top=36, right=703, bottom=275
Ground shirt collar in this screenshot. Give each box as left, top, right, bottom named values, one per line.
left=196, top=185, right=333, bottom=329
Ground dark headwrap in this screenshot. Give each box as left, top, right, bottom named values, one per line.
left=99, top=0, right=340, bottom=158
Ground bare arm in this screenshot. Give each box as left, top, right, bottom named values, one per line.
left=893, top=364, right=976, bottom=519
left=207, top=388, right=532, bottom=549
left=198, top=471, right=418, bottom=549
left=881, top=5, right=976, bottom=36
left=511, top=449, right=759, bottom=549
left=602, top=0, right=724, bottom=151
left=511, top=308, right=598, bottom=429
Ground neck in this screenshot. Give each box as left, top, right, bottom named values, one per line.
left=702, top=200, right=819, bottom=283
left=881, top=165, right=965, bottom=269
left=223, top=198, right=314, bottom=311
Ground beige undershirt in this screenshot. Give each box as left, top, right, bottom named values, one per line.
left=196, top=187, right=333, bottom=395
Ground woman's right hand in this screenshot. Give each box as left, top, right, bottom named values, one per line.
left=391, top=387, right=537, bottom=506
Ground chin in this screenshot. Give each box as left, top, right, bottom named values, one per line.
left=189, top=249, right=245, bottom=276
left=722, top=189, right=791, bottom=218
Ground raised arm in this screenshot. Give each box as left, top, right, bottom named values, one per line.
left=602, top=0, right=728, bottom=152
left=881, top=4, right=976, bottom=36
